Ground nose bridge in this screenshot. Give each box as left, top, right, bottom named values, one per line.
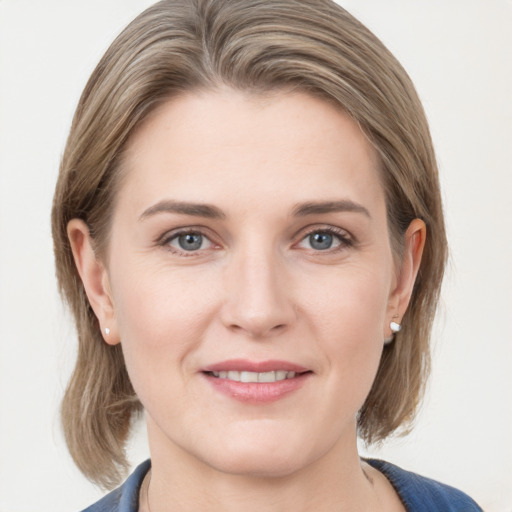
left=221, top=236, right=294, bottom=337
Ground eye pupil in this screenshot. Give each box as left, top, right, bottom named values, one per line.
left=309, top=232, right=333, bottom=250
left=178, top=233, right=202, bottom=251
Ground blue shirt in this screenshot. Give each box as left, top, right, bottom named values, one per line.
left=82, top=459, right=482, bottom=511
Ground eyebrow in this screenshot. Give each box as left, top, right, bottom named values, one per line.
left=139, top=200, right=226, bottom=221
left=291, top=200, right=371, bottom=218
left=139, top=199, right=370, bottom=221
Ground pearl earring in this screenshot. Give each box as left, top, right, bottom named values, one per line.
left=105, top=327, right=111, bottom=335
left=390, top=321, right=402, bottom=333
left=384, top=318, right=402, bottom=345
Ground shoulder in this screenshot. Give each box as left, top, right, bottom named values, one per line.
left=80, top=460, right=151, bottom=512
left=366, top=459, right=482, bottom=512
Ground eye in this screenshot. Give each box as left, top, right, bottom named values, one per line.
left=308, top=232, right=336, bottom=250
left=166, top=231, right=214, bottom=252
left=297, top=228, right=352, bottom=252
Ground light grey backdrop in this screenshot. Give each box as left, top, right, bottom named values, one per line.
left=0, top=1, right=511, bottom=511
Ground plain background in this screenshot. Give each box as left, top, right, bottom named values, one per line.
left=0, top=1, right=511, bottom=511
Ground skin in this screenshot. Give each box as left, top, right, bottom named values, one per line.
left=69, top=89, right=425, bottom=511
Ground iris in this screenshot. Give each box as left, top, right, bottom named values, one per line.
left=178, top=233, right=203, bottom=251
left=309, top=232, right=333, bottom=250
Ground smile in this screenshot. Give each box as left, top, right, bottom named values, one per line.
left=202, top=361, right=312, bottom=403
left=208, top=370, right=298, bottom=382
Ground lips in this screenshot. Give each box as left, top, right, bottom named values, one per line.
left=202, top=359, right=309, bottom=373
left=208, top=370, right=298, bottom=383
left=201, top=359, right=312, bottom=403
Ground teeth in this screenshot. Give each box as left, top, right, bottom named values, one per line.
left=258, top=371, right=275, bottom=383
left=227, top=371, right=239, bottom=381
left=240, top=371, right=259, bottom=383
left=210, top=370, right=300, bottom=382
left=276, top=370, right=287, bottom=380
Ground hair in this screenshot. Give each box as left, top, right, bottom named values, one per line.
left=52, top=0, right=447, bottom=489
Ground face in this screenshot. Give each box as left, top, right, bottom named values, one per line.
left=92, top=90, right=405, bottom=477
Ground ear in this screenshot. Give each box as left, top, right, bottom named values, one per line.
left=386, top=218, right=426, bottom=333
left=67, top=219, right=120, bottom=345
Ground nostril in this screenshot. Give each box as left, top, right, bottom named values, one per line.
left=226, top=321, right=287, bottom=338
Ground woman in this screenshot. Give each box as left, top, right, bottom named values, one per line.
left=52, top=0, right=482, bottom=510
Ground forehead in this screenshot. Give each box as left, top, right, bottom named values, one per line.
left=119, top=89, right=384, bottom=216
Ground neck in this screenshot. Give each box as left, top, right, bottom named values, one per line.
left=144, top=419, right=381, bottom=512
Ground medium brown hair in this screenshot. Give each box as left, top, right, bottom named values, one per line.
left=52, top=0, right=447, bottom=489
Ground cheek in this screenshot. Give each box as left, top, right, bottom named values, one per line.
left=301, top=265, right=390, bottom=393
left=112, top=258, right=211, bottom=336
left=109, top=264, right=217, bottom=389
left=303, top=264, right=391, bottom=342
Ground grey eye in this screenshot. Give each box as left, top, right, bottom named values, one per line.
left=165, top=230, right=215, bottom=254
left=308, top=232, right=334, bottom=250
left=175, top=233, right=204, bottom=251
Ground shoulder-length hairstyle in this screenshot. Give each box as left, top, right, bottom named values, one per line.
left=52, top=0, right=447, bottom=489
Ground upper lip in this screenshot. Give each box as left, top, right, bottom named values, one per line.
left=202, top=359, right=310, bottom=373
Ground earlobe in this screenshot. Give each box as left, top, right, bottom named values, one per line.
left=386, top=219, right=426, bottom=337
left=67, top=219, right=120, bottom=345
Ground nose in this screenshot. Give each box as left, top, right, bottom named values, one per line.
left=219, top=245, right=296, bottom=338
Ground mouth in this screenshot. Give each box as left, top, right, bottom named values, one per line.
left=201, top=360, right=312, bottom=403
left=205, top=370, right=306, bottom=382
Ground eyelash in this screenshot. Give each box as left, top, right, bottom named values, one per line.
left=296, top=226, right=354, bottom=253
left=158, top=227, right=217, bottom=257
left=157, top=225, right=354, bottom=256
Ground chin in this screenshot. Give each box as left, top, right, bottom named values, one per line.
left=193, top=426, right=321, bottom=479
left=205, top=449, right=309, bottom=479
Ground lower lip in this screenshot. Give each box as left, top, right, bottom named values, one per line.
left=202, top=372, right=311, bottom=403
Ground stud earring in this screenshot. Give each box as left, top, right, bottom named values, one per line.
left=384, top=317, right=402, bottom=345
left=390, top=321, right=402, bottom=333
left=104, top=327, right=111, bottom=335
